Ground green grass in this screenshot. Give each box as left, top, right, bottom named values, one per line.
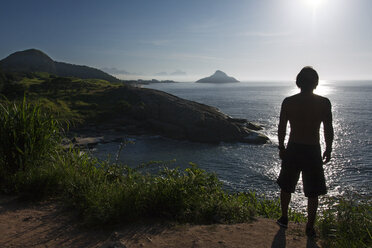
left=0, top=97, right=63, bottom=175
left=318, top=195, right=372, bottom=248
left=0, top=72, right=143, bottom=126
left=0, top=98, right=370, bottom=248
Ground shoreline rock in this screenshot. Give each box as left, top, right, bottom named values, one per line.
left=132, top=87, right=269, bottom=144
left=68, top=86, right=270, bottom=147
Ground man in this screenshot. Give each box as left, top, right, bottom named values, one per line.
left=276, top=66, right=334, bottom=237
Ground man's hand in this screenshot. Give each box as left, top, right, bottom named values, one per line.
left=322, top=150, right=332, bottom=164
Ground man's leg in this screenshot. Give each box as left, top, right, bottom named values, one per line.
left=277, top=190, right=291, bottom=228
left=280, top=190, right=291, bottom=217
left=307, top=196, right=318, bottom=228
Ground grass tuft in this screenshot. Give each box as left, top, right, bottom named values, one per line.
left=0, top=97, right=63, bottom=185
left=318, top=195, right=372, bottom=248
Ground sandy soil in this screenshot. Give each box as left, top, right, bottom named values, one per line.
left=0, top=195, right=322, bottom=248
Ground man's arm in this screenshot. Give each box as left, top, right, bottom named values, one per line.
left=278, top=99, right=288, bottom=158
left=323, top=99, right=334, bottom=163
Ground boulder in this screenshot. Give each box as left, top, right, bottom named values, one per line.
left=71, top=136, right=104, bottom=148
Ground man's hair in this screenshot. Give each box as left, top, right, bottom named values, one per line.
left=296, top=66, right=319, bottom=90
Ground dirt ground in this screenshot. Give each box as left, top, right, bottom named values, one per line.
left=0, top=195, right=322, bottom=248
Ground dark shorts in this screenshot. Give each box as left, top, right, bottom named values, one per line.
left=277, top=143, right=327, bottom=197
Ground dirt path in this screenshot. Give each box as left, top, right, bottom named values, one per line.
left=0, top=195, right=322, bottom=248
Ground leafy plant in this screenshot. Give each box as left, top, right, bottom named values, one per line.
left=0, top=97, right=63, bottom=176
left=318, top=195, right=372, bottom=248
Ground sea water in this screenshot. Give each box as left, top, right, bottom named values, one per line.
left=93, top=81, right=372, bottom=209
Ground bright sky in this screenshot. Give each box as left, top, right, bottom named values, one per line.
left=0, top=0, right=371, bottom=81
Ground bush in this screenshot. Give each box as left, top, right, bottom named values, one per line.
left=0, top=97, right=62, bottom=182
left=318, top=196, right=372, bottom=248
left=56, top=156, right=258, bottom=225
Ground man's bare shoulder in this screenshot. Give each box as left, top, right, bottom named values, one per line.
left=282, top=94, right=300, bottom=103
left=283, top=94, right=331, bottom=104
left=313, top=94, right=332, bottom=106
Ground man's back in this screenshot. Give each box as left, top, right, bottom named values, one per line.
left=276, top=67, right=334, bottom=237
left=280, top=93, right=332, bottom=145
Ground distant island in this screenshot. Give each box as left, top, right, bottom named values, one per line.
left=196, top=70, right=239, bottom=83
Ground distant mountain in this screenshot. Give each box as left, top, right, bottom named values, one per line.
left=0, top=49, right=120, bottom=82
left=0, top=49, right=57, bottom=73
left=196, top=70, right=239, bottom=83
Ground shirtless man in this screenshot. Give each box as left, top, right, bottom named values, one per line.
left=276, top=66, right=334, bottom=237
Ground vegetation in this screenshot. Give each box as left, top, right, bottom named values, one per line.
left=0, top=97, right=63, bottom=175
left=0, top=84, right=370, bottom=247
left=0, top=71, right=142, bottom=125
left=318, top=196, right=372, bottom=248
left=0, top=98, right=302, bottom=225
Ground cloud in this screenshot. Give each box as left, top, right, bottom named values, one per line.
left=171, top=53, right=222, bottom=61
left=187, top=19, right=219, bottom=33
left=101, top=67, right=133, bottom=75
left=238, top=31, right=291, bottom=37
left=155, top=71, right=168, bottom=76
left=170, top=70, right=187, bottom=76
left=155, top=70, right=187, bottom=76
left=140, top=40, right=172, bottom=46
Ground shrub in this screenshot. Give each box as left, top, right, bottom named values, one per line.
left=318, top=196, right=372, bottom=248
left=56, top=157, right=258, bottom=225
left=0, top=97, right=62, bottom=180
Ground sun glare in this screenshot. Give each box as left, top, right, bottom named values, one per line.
left=287, top=80, right=332, bottom=96
left=304, top=0, right=324, bottom=9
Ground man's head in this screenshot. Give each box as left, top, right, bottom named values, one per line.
left=296, top=66, right=319, bottom=91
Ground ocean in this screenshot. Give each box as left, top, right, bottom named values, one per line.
left=92, top=80, right=372, bottom=209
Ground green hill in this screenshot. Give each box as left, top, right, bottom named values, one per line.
left=0, top=71, right=129, bottom=124
left=0, top=49, right=120, bottom=82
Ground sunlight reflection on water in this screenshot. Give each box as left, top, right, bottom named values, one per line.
left=314, top=80, right=333, bottom=96
left=93, top=81, right=372, bottom=211
left=286, top=80, right=333, bottom=96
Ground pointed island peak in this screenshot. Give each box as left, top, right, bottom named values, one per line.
left=196, top=70, right=239, bottom=83
left=213, top=70, right=228, bottom=76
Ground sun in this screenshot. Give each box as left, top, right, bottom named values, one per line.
left=303, top=0, right=324, bottom=9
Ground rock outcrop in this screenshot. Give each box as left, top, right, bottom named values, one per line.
left=196, top=70, right=239, bottom=83
left=107, top=85, right=269, bottom=144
